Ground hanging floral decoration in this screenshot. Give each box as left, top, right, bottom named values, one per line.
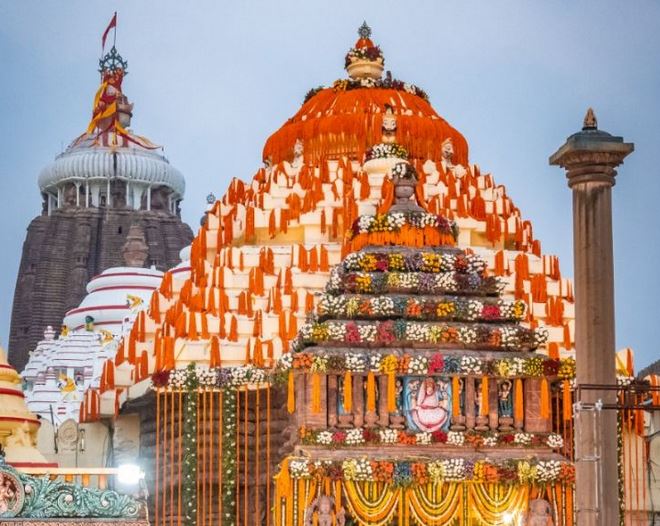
left=347, top=211, right=458, bottom=240
left=299, top=426, right=564, bottom=450
left=221, top=390, right=237, bottom=526
left=318, top=294, right=527, bottom=323
left=365, top=143, right=409, bottom=161
left=294, top=319, right=546, bottom=352
left=286, top=456, right=575, bottom=486
left=342, top=249, right=486, bottom=274
left=303, top=77, right=429, bottom=104
left=181, top=363, right=199, bottom=525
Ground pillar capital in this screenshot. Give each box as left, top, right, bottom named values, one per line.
left=549, top=108, right=634, bottom=188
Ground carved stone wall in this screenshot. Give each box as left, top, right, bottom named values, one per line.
left=8, top=208, right=193, bottom=371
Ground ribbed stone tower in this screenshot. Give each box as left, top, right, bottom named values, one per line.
left=550, top=109, right=634, bottom=526
left=8, top=45, right=193, bottom=371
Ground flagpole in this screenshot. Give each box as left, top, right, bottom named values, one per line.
left=113, top=11, right=117, bottom=47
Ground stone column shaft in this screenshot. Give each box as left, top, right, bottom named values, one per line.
left=550, top=111, right=633, bottom=526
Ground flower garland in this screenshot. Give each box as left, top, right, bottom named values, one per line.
left=342, top=249, right=487, bottom=274
left=317, top=294, right=526, bottom=323
left=365, top=143, right=409, bottom=161
left=302, top=78, right=429, bottom=104
left=345, top=45, right=384, bottom=68
left=349, top=211, right=457, bottom=240
left=286, top=456, right=575, bottom=486
left=181, top=363, right=198, bottom=525
left=150, top=357, right=576, bottom=390
left=296, top=319, right=546, bottom=352
left=326, top=270, right=502, bottom=297
left=299, top=427, right=564, bottom=451
left=221, top=390, right=237, bottom=526
left=152, top=364, right=272, bottom=390
left=285, top=352, right=572, bottom=380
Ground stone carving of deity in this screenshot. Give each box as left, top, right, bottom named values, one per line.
left=408, top=377, right=449, bottom=432
left=0, top=472, right=17, bottom=515
left=304, top=495, right=345, bottom=526
left=391, top=378, right=404, bottom=416
left=381, top=105, right=397, bottom=144
left=523, top=498, right=555, bottom=526
left=498, top=380, right=513, bottom=417
left=441, top=138, right=467, bottom=179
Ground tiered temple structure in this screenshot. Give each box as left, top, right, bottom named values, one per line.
left=8, top=44, right=193, bottom=371
left=276, top=153, right=573, bottom=524
left=73, top=23, right=584, bottom=525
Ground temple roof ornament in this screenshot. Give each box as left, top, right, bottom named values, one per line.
left=99, top=45, right=128, bottom=75
left=37, top=45, right=186, bottom=202
left=345, top=22, right=384, bottom=81
left=358, top=21, right=371, bottom=39
left=582, top=107, right=598, bottom=130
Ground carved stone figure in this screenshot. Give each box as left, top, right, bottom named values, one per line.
left=57, top=419, right=80, bottom=452
left=498, top=380, right=513, bottom=417
left=63, top=184, right=78, bottom=207
left=381, top=105, right=397, bottom=144
left=0, top=471, right=18, bottom=516
left=292, top=139, right=304, bottom=170
left=405, top=377, right=450, bottom=432
left=303, top=495, right=345, bottom=526
left=440, top=138, right=467, bottom=178
left=524, top=498, right=554, bottom=526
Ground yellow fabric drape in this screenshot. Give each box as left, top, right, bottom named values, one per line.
left=272, top=462, right=572, bottom=526
left=407, top=482, right=462, bottom=526
left=467, top=483, right=529, bottom=524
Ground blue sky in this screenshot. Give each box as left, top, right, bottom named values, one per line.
left=1, top=1, right=659, bottom=369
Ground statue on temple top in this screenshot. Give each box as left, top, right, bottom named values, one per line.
left=381, top=105, right=397, bottom=144
left=440, top=137, right=467, bottom=179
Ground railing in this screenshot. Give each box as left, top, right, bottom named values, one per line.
left=15, top=466, right=122, bottom=489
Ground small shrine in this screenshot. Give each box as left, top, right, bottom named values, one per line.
left=273, top=121, right=574, bottom=524
left=0, top=347, right=55, bottom=468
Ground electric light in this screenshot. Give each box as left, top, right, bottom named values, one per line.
left=116, top=463, right=144, bottom=486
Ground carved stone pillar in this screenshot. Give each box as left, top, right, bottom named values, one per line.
left=523, top=378, right=550, bottom=433
left=377, top=375, right=390, bottom=427
left=465, top=377, right=475, bottom=430
left=550, top=109, right=633, bottom=526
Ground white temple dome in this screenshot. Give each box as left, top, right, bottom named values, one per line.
left=63, top=266, right=163, bottom=332
left=38, top=137, right=186, bottom=197
left=37, top=46, right=186, bottom=215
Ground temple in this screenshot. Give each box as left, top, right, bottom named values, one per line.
left=3, top=19, right=659, bottom=526
left=8, top=44, right=193, bottom=372
left=76, top=23, right=584, bottom=525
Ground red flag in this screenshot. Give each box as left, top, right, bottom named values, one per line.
left=101, top=12, right=117, bottom=50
